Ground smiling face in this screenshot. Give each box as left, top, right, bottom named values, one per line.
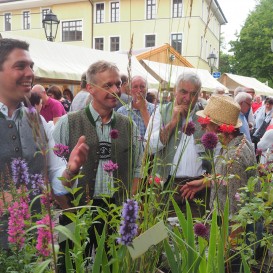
left=0, top=48, right=34, bottom=108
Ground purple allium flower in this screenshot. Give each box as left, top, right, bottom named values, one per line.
left=103, top=160, right=118, bottom=174
left=235, top=192, right=240, bottom=202
left=201, top=132, right=218, bottom=150
left=53, top=144, right=69, bottom=159
left=11, top=158, right=30, bottom=186
left=109, top=129, right=119, bottom=139
left=117, top=199, right=139, bottom=246
left=194, top=223, right=209, bottom=239
left=30, top=174, right=45, bottom=195
left=182, top=121, right=196, bottom=136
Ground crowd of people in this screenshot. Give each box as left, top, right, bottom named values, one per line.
left=1, top=37, right=273, bottom=269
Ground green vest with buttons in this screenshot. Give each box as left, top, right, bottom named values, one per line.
left=153, top=101, right=208, bottom=181
left=68, top=108, right=135, bottom=205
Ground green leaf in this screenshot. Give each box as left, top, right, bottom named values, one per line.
left=33, top=259, right=51, bottom=273
left=54, top=225, right=80, bottom=248
left=65, top=239, right=74, bottom=272
left=92, top=226, right=106, bottom=272
left=163, top=239, right=179, bottom=273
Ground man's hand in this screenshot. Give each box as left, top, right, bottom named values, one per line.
left=171, top=99, right=188, bottom=125
left=180, top=179, right=205, bottom=200
left=133, top=93, right=147, bottom=111
left=65, top=136, right=89, bottom=178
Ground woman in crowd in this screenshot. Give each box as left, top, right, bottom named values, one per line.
left=63, top=88, right=74, bottom=103
left=180, top=95, right=257, bottom=217
left=47, top=85, right=71, bottom=112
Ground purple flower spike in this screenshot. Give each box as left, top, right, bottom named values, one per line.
left=53, top=144, right=70, bottom=159
left=103, top=160, right=118, bottom=174
left=183, top=121, right=196, bottom=136
left=117, top=199, right=139, bottom=246
left=194, top=223, right=209, bottom=238
left=27, top=106, right=36, bottom=115
left=30, top=174, right=45, bottom=195
left=109, top=129, right=119, bottom=139
left=201, top=132, right=218, bottom=150
left=11, top=158, right=30, bottom=186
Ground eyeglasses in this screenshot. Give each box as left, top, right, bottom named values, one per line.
left=243, top=101, right=252, bottom=107
left=90, top=81, right=122, bottom=91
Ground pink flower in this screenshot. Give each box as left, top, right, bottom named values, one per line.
left=103, top=160, right=118, bottom=174
left=256, top=148, right=263, bottom=156
left=36, top=214, right=55, bottom=257
left=8, top=199, right=30, bottom=249
left=197, top=116, right=211, bottom=125
left=219, top=124, right=235, bottom=134
left=148, top=176, right=161, bottom=185
left=53, top=144, right=70, bottom=160
left=109, top=129, right=119, bottom=139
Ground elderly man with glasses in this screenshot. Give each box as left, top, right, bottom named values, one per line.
left=144, top=72, right=209, bottom=217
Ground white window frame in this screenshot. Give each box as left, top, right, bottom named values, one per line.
left=110, top=1, right=120, bottom=22
left=94, top=37, right=105, bottom=50
left=146, top=0, right=156, bottom=20
left=95, top=2, right=105, bottom=24
left=144, top=34, right=156, bottom=48
left=170, top=32, right=182, bottom=54
left=22, top=10, right=31, bottom=30
left=172, top=0, right=183, bottom=18
left=4, top=12, right=12, bottom=31
left=61, top=19, right=83, bottom=42
left=109, top=36, right=120, bottom=52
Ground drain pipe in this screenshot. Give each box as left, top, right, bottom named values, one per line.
left=88, top=0, right=94, bottom=48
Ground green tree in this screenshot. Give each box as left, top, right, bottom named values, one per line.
left=219, top=51, right=236, bottom=74
left=229, top=0, right=273, bottom=87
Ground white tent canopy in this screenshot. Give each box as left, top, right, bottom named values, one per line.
left=218, top=73, right=273, bottom=96
left=1, top=33, right=158, bottom=85
left=140, top=60, right=228, bottom=92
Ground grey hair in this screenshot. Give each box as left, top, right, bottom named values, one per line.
left=175, top=72, right=202, bottom=93
left=234, top=92, right=252, bottom=104
left=234, top=86, right=246, bottom=96
left=131, top=75, right=148, bottom=88
left=214, top=86, right=226, bottom=94
left=86, top=60, right=119, bottom=84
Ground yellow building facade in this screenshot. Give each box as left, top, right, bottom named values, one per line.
left=0, top=0, right=226, bottom=70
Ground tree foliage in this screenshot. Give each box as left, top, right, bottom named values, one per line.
left=229, top=0, right=273, bottom=86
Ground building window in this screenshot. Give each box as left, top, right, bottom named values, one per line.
left=172, top=0, right=182, bottom=18
left=4, top=13, right=11, bottom=31
left=146, top=0, right=156, bottom=20
left=95, top=38, right=104, bottom=50
left=23, top=11, right=30, bottom=29
left=42, top=9, right=50, bottom=21
left=110, top=37, right=120, bottom=51
left=96, top=3, right=104, bottom=23
left=145, top=35, right=155, bottom=47
left=171, top=33, right=182, bottom=54
left=62, top=20, right=82, bottom=42
left=111, top=2, right=120, bottom=22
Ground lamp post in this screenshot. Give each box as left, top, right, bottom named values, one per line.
left=207, top=52, right=217, bottom=74
left=42, top=10, right=60, bottom=42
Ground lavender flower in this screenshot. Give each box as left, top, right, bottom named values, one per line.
left=53, top=144, right=69, bottom=159
left=182, top=121, right=196, bottom=136
left=117, top=199, right=139, bottom=246
left=103, top=160, right=118, bottom=174
left=11, top=158, right=30, bottom=186
left=194, top=223, right=209, bottom=239
left=109, top=129, right=119, bottom=139
left=201, top=132, right=218, bottom=150
left=30, top=174, right=45, bottom=195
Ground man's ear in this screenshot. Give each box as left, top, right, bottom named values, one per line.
left=86, top=83, right=94, bottom=95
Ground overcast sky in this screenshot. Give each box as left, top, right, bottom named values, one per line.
left=217, top=0, right=257, bottom=49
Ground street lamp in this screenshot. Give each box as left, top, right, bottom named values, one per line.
left=42, top=10, right=60, bottom=42
left=207, top=52, right=217, bottom=74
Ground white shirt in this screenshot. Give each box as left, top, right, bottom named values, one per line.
left=145, top=106, right=203, bottom=177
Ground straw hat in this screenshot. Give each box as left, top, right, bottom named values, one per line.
left=196, top=95, right=242, bottom=128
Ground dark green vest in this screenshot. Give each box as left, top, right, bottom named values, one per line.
left=68, top=108, right=135, bottom=205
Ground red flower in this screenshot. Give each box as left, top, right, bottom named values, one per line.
left=219, top=124, right=235, bottom=133
left=197, top=116, right=211, bottom=125
left=148, top=176, right=161, bottom=185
